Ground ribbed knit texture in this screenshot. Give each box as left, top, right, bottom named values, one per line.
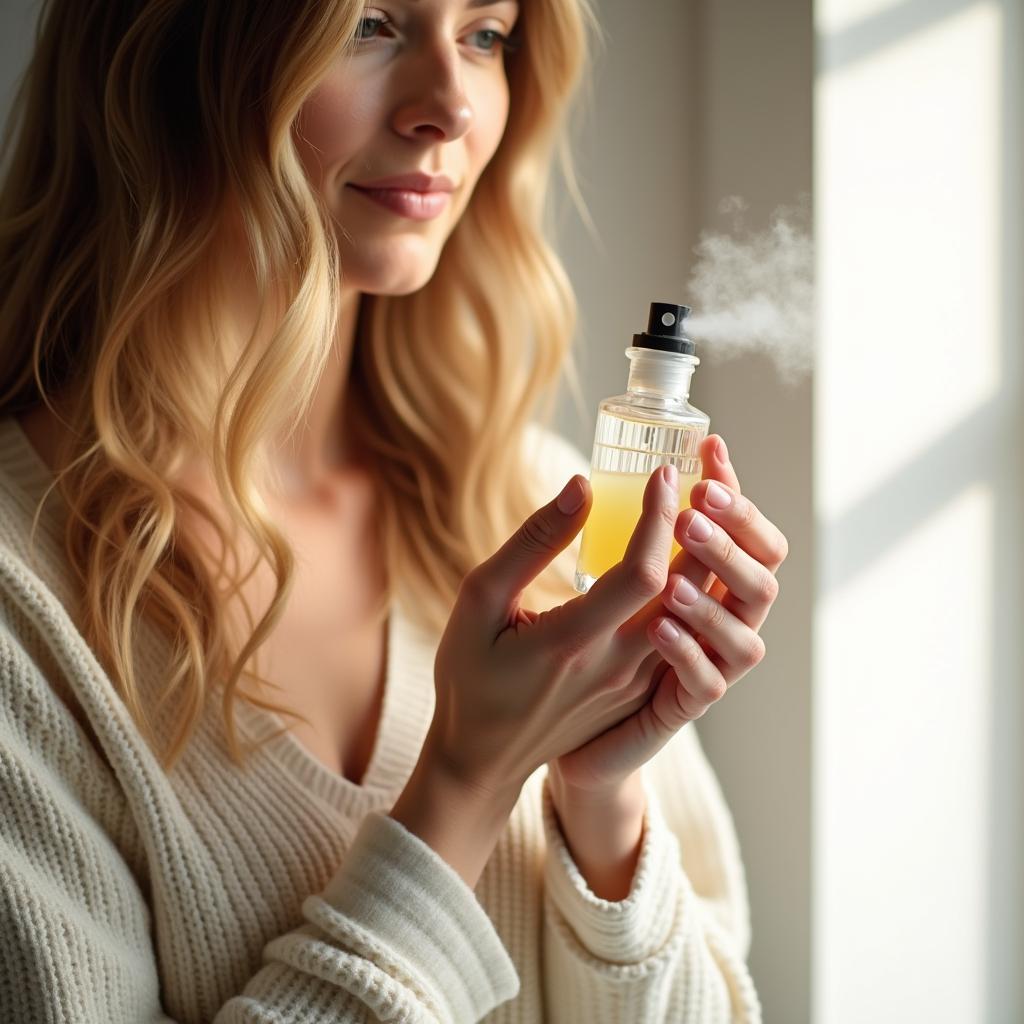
left=0, top=413, right=761, bottom=1023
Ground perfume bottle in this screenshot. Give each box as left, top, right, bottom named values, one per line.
left=573, top=301, right=710, bottom=594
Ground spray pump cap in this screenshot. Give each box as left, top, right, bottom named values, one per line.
left=632, top=302, right=696, bottom=355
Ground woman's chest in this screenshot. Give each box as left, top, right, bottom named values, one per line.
left=182, top=468, right=391, bottom=785
left=257, top=592, right=388, bottom=785
left=257, top=495, right=390, bottom=785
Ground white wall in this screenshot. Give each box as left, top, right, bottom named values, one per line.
left=815, top=0, right=1023, bottom=1020
left=557, top=0, right=1023, bottom=1022
left=682, top=5, right=815, bottom=1023
left=553, top=3, right=815, bottom=1022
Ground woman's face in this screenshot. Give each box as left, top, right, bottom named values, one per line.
left=293, top=0, right=520, bottom=296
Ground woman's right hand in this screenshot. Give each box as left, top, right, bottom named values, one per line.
left=426, top=464, right=682, bottom=803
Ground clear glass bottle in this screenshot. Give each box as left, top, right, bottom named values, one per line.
left=573, top=301, right=710, bottom=594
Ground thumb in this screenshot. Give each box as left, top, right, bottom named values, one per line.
left=469, top=475, right=589, bottom=625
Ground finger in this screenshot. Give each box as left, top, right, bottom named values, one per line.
left=672, top=508, right=780, bottom=630
left=572, top=464, right=679, bottom=634
left=551, top=673, right=678, bottom=790
left=613, top=542, right=715, bottom=660
left=647, top=616, right=727, bottom=712
left=685, top=434, right=742, bottom=603
left=660, top=573, right=766, bottom=685
left=663, top=434, right=742, bottom=597
left=689, top=479, right=789, bottom=573
left=464, top=474, right=592, bottom=631
left=701, top=434, right=742, bottom=494
left=670, top=538, right=717, bottom=596
left=618, top=437, right=740, bottom=606
left=552, top=648, right=712, bottom=789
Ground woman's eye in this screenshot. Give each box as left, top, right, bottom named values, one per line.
left=352, top=14, right=513, bottom=53
left=467, top=27, right=511, bottom=54
left=355, top=14, right=389, bottom=40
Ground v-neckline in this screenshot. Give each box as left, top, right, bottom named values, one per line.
left=257, top=604, right=400, bottom=792
left=0, top=413, right=437, bottom=813
left=232, top=586, right=439, bottom=813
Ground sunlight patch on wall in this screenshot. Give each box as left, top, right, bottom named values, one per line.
left=815, top=483, right=992, bottom=1022
left=816, top=2, right=1001, bottom=528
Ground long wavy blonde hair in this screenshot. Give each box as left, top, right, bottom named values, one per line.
left=0, top=0, right=597, bottom=771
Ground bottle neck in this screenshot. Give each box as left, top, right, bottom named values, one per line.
left=625, top=347, right=699, bottom=401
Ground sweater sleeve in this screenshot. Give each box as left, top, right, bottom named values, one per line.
left=539, top=765, right=761, bottom=1023
left=0, top=608, right=518, bottom=1024
left=218, top=811, right=520, bottom=1022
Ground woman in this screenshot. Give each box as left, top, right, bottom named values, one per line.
left=0, top=0, right=788, bottom=1020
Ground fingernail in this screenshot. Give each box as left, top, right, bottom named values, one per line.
left=672, top=576, right=700, bottom=605
left=655, top=619, right=679, bottom=643
left=716, top=437, right=729, bottom=464
left=556, top=476, right=585, bottom=515
left=705, top=481, right=732, bottom=509
left=686, top=511, right=713, bottom=542
left=662, top=463, right=678, bottom=492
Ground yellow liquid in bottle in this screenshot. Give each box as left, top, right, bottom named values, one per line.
left=575, top=468, right=701, bottom=590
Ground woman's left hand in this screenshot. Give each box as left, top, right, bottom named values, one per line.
left=549, top=433, right=789, bottom=793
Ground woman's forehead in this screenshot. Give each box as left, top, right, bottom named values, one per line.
left=385, top=0, right=521, bottom=10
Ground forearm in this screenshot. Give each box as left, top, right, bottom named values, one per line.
left=389, top=732, right=521, bottom=891
left=547, top=768, right=648, bottom=901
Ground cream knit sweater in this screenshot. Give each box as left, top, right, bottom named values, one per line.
left=0, top=413, right=761, bottom=1023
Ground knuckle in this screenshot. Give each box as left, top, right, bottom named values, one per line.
left=717, top=533, right=739, bottom=570
left=677, top=633, right=705, bottom=672
left=756, top=569, right=780, bottom=605
left=659, top=501, right=679, bottom=530
left=674, top=686, right=708, bottom=721
left=742, top=633, right=766, bottom=669
left=648, top=693, right=679, bottom=734
left=516, top=513, right=557, bottom=555
left=737, top=497, right=758, bottom=530
left=702, top=676, right=728, bottom=703
left=626, top=560, right=665, bottom=601
left=704, top=600, right=728, bottom=632
left=459, top=568, right=492, bottom=605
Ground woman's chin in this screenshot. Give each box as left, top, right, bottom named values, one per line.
left=357, top=265, right=440, bottom=298
left=339, top=232, right=448, bottom=296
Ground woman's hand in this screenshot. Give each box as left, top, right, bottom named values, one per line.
left=427, top=459, right=687, bottom=804
left=548, top=434, right=789, bottom=793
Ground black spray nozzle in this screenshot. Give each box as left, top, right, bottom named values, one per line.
left=632, top=301, right=696, bottom=355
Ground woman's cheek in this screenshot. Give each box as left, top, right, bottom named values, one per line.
left=468, top=84, right=510, bottom=178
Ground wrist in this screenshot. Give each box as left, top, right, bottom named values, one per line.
left=390, top=731, right=521, bottom=891
left=546, top=768, right=648, bottom=901
left=548, top=763, right=646, bottom=809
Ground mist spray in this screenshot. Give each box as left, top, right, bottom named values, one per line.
left=573, top=301, right=709, bottom=593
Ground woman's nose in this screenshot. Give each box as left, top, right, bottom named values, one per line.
left=391, top=44, right=473, bottom=142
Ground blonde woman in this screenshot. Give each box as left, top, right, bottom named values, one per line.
left=0, top=0, right=788, bottom=1020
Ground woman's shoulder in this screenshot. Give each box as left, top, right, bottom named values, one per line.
left=0, top=549, right=112, bottom=756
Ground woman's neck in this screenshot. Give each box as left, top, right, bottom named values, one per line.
left=269, top=287, right=363, bottom=497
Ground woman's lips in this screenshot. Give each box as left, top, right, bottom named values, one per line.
left=347, top=184, right=451, bottom=221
